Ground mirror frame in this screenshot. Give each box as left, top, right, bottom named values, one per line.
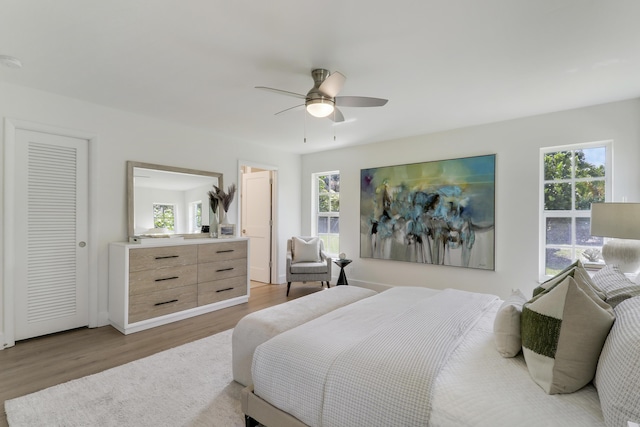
left=127, top=161, right=223, bottom=238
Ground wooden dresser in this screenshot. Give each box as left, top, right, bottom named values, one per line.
left=109, top=238, right=249, bottom=334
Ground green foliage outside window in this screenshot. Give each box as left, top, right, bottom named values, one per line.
left=316, top=173, right=340, bottom=254
left=543, top=149, right=605, bottom=211
left=153, top=204, right=175, bottom=231
left=542, top=147, right=607, bottom=275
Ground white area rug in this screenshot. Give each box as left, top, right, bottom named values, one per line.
left=5, top=329, right=245, bottom=426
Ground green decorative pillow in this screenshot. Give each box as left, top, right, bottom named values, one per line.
left=532, top=261, right=605, bottom=300
left=521, top=275, right=615, bottom=394
left=532, top=260, right=580, bottom=297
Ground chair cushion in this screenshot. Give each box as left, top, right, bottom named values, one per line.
left=292, top=237, right=322, bottom=263
left=290, top=261, right=328, bottom=274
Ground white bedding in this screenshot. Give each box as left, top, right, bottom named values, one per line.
left=430, top=301, right=605, bottom=426
left=252, top=287, right=606, bottom=427
left=253, top=287, right=496, bottom=427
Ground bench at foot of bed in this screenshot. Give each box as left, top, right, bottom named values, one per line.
left=242, top=385, right=309, bottom=427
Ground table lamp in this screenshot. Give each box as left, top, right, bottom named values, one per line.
left=590, top=202, right=640, bottom=273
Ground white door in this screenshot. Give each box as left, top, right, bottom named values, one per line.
left=13, top=129, right=89, bottom=340
left=241, top=170, right=272, bottom=283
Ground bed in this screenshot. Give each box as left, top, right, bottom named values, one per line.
left=242, top=264, right=640, bottom=427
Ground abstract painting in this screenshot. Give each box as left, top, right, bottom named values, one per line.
left=360, top=154, right=495, bottom=270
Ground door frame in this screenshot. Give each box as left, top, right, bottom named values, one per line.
left=2, top=118, right=99, bottom=349
left=237, top=160, right=278, bottom=285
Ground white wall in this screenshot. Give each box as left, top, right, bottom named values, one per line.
left=0, top=81, right=302, bottom=343
left=302, top=98, right=640, bottom=299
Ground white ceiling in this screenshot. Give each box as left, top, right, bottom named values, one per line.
left=1, top=0, right=639, bottom=154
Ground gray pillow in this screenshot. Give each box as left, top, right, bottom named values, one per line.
left=493, top=289, right=527, bottom=357
left=595, top=296, right=640, bottom=426
left=592, top=264, right=640, bottom=307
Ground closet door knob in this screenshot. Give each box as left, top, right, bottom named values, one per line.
left=78, top=241, right=86, bottom=248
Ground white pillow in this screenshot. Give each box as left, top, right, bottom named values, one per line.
left=292, top=237, right=321, bottom=263
left=493, top=289, right=527, bottom=357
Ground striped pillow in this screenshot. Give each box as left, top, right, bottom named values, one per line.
left=592, top=264, right=640, bottom=307
left=595, top=296, right=640, bottom=426
left=521, top=276, right=615, bottom=394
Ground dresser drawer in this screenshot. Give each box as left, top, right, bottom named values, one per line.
left=128, top=284, right=197, bottom=323
left=198, top=241, right=247, bottom=262
left=129, top=245, right=197, bottom=272
left=129, top=264, right=198, bottom=295
left=198, top=258, right=247, bottom=283
left=198, top=276, right=247, bottom=306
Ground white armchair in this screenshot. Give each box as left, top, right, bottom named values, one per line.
left=286, top=236, right=332, bottom=296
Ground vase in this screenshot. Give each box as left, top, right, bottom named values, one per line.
left=209, top=210, right=219, bottom=238
left=220, top=210, right=230, bottom=225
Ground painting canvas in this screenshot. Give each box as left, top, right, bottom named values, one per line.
left=360, top=154, right=495, bottom=270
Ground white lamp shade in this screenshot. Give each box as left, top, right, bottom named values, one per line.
left=591, top=202, right=640, bottom=273
left=590, top=203, right=640, bottom=239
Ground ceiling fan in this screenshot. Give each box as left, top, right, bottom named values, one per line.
left=256, top=69, right=388, bottom=122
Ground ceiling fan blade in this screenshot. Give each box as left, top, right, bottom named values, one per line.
left=327, top=107, right=345, bottom=123
left=318, top=71, right=346, bottom=98
left=274, top=104, right=304, bottom=115
left=255, top=86, right=306, bottom=99
left=335, top=96, right=388, bottom=107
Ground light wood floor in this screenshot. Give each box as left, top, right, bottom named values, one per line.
left=0, top=282, right=324, bottom=427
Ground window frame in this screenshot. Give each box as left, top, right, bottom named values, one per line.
left=312, top=171, right=340, bottom=257
left=189, top=200, right=203, bottom=233
left=539, top=140, right=612, bottom=280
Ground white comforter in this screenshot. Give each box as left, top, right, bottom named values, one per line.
left=252, top=286, right=605, bottom=427
left=252, top=287, right=497, bottom=427
left=430, top=300, right=604, bottom=426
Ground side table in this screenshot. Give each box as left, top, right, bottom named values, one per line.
left=333, top=259, right=352, bottom=286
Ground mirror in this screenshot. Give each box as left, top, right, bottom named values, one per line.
left=127, top=161, right=223, bottom=238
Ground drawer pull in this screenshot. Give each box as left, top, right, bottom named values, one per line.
left=155, top=276, right=179, bottom=282
left=216, top=249, right=234, bottom=253
left=216, top=287, right=234, bottom=293
left=154, top=299, right=178, bottom=306
left=216, top=267, right=234, bottom=272
left=155, top=255, right=179, bottom=260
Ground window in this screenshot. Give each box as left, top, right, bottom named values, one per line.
left=313, top=172, right=340, bottom=255
left=153, top=203, right=176, bottom=231
left=540, top=142, right=611, bottom=277
left=189, top=201, right=202, bottom=233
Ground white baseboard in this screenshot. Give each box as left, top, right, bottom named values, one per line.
left=0, top=332, right=12, bottom=350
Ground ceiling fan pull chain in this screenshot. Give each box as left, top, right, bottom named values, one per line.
left=304, top=109, right=307, bottom=143
left=333, top=110, right=337, bottom=141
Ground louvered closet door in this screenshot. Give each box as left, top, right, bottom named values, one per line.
left=14, top=129, right=89, bottom=341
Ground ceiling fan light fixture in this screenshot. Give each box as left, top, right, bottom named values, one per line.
left=306, top=98, right=334, bottom=118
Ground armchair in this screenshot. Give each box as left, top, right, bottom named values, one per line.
left=286, top=236, right=332, bottom=296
